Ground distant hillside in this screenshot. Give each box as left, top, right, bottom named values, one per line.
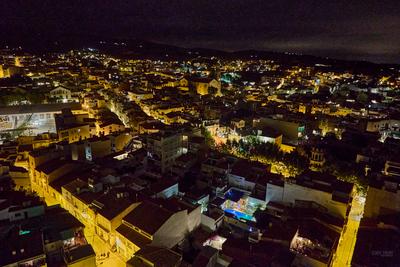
left=3, top=34, right=398, bottom=75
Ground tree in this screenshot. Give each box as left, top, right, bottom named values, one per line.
left=322, top=159, right=367, bottom=192
left=232, top=139, right=239, bottom=148
left=226, top=139, right=232, bottom=148
left=0, top=133, right=12, bottom=140
left=27, top=92, right=45, bottom=104
left=202, top=127, right=215, bottom=147
left=356, top=92, right=368, bottom=105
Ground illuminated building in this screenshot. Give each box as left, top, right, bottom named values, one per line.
left=9, top=165, right=30, bottom=191
left=14, top=56, right=23, bottom=67
left=0, top=65, right=4, bottom=78
left=96, top=120, right=125, bottom=136
left=57, top=124, right=90, bottom=144
left=364, top=173, right=400, bottom=218
left=266, top=171, right=353, bottom=219
left=227, top=159, right=271, bottom=193
left=55, top=109, right=91, bottom=143
left=63, top=244, right=96, bottom=267
left=290, top=220, right=340, bottom=267
left=146, top=130, right=184, bottom=173
left=221, top=188, right=265, bottom=223
left=33, top=159, right=78, bottom=202
left=253, top=116, right=305, bottom=144
left=309, top=146, right=326, bottom=171
left=69, top=132, right=133, bottom=161
left=48, top=86, right=73, bottom=103
left=115, top=199, right=200, bottom=261
left=189, top=77, right=221, bottom=96
left=92, top=190, right=140, bottom=249
left=126, top=246, right=182, bottom=267
left=0, top=192, right=95, bottom=267
left=0, top=103, right=83, bottom=136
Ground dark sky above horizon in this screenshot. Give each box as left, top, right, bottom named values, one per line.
left=1, top=0, right=399, bottom=63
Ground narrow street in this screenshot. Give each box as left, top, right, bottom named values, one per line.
left=332, top=194, right=365, bottom=266
left=32, top=182, right=126, bottom=266
left=84, top=227, right=126, bottom=267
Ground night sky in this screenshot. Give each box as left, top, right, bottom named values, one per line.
left=1, top=0, right=399, bottom=63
